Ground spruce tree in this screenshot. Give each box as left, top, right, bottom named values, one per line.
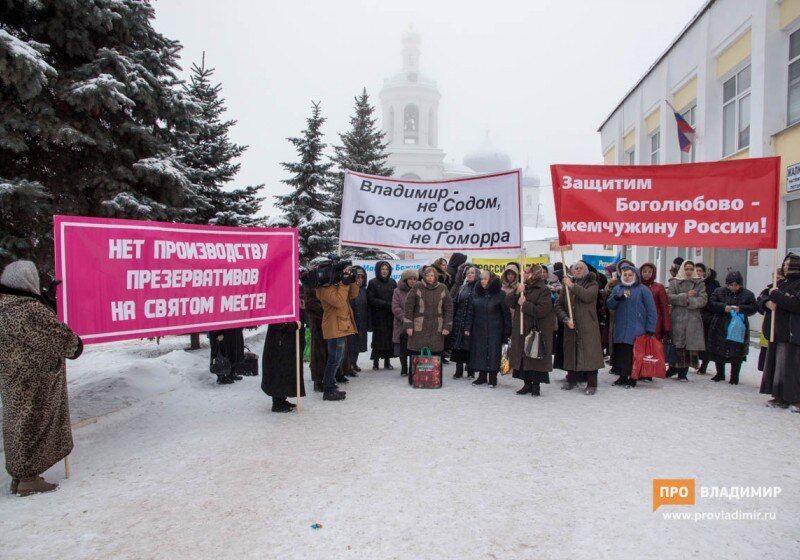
left=273, top=101, right=336, bottom=264
left=0, top=0, right=203, bottom=272
left=179, top=53, right=264, bottom=227
left=329, top=88, right=393, bottom=258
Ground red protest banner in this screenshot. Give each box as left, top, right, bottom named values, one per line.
left=550, top=158, right=779, bottom=248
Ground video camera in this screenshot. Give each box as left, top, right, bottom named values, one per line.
left=300, top=254, right=353, bottom=288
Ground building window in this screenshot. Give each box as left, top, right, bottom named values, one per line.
left=788, top=199, right=800, bottom=254
left=789, top=29, right=800, bottom=126
left=625, top=147, right=635, bottom=164
left=680, top=104, right=696, bottom=163
left=403, top=104, right=418, bottom=145
left=649, top=129, right=660, bottom=164
left=722, top=65, right=750, bottom=156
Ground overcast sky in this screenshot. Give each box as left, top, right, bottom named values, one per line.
left=153, top=0, right=706, bottom=218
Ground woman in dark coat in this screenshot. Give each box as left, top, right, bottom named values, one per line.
left=705, top=271, right=757, bottom=385
left=367, top=261, right=397, bottom=370
left=696, top=264, right=720, bottom=374
left=450, top=266, right=478, bottom=379
left=446, top=253, right=468, bottom=286
left=759, top=253, right=800, bottom=412
left=262, top=316, right=307, bottom=412
left=209, top=328, right=245, bottom=384
left=347, top=266, right=369, bottom=373
left=466, top=271, right=511, bottom=387
left=555, top=261, right=605, bottom=395
left=507, top=265, right=555, bottom=397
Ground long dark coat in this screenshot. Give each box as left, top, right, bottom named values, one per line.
left=349, top=272, right=369, bottom=354
left=261, top=318, right=306, bottom=398
left=467, top=277, right=511, bottom=373
left=706, top=286, right=757, bottom=362
left=367, top=261, right=397, bottom=358
left=304, top=286, right=326, bottom=383
left=507, top=278, right=555, bottom=373
left=554, top=272, right=605, bottom=372
left=450, top=280, right=477, bottom=351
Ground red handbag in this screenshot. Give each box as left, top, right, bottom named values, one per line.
left=632, top=335, right=666, bottom=379
left=411, top=348, right=442, bottom=389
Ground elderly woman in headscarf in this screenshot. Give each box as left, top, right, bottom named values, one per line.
left=500, top=262, right=521, bottom=296
left=705, top=271, right=756, bottom=385
left=606, top=264, right=657, bottom=388
left=666, top=260, right=708, bottom=380
left=0, top=260, right=83, bottom=496
left=759, top=253, right=800, bottom=412
left=507, top=264, right=556, bottom=397
left=555, top=261, right=605, bottom=395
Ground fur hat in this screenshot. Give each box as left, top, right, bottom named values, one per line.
left=783, top=253, right=800, bottom=276
left=400, top=268, right=419, bottom=284
left=0, top=260, right=40, bottom=295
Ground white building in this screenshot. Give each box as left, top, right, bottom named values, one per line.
left=598, top=0, right=800, bottom=314
left=379, top=27, right=545, bottom=229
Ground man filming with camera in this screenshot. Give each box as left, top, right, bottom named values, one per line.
left=313, top=256, right=359, bottom=401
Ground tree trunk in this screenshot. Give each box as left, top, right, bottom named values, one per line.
left=189, top=332, right=201, bottom=350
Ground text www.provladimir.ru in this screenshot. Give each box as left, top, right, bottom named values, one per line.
left=662, top=510, right=777, bottom=522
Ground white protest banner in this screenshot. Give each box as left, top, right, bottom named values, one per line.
left=340, top=170, right=522, bottom=251
left=352, top=259, right=429, bottom=282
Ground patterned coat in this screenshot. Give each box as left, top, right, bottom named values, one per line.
left=404, top=280, right=454, bottom=353
left=0, top=293, right=82, bottom=479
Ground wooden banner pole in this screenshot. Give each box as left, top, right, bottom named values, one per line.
left=560, top=249, right=574, bottom=322
left=295, top=327, right=302, bottom=412
left=64, top=455, right=70, bottom=479
left=770, top=251, right=779, bottom=343
left=519, top=248, right=526, bottom=335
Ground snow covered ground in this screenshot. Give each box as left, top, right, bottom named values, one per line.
left=1, top=328, right=798, bottom=560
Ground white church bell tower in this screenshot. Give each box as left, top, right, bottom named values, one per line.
left=380, top=26, right=445, bottom=180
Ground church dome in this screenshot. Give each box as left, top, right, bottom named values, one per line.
left=463, top=134, right=512, bottom=173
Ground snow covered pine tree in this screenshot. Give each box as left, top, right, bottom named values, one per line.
left=178, top=53, right=264, bottom=227
left=328, top=88, right=394, bottom=259
left=272, top=101, right=336, bottom=264
left=0, top=0, right=204, bottom=272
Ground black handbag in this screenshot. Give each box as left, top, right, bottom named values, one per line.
left=238, top=346, right=259, bottom=376
left=210, top=345, right=232, bottom=376
left=523, top=313, right=546, bottom=359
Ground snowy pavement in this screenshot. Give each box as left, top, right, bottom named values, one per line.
left=1, top=329, right=798, bottom=560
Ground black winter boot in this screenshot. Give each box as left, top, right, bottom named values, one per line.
left=467, top=369, right=475, bottom=378
left=516, top=382, right=532, bottom=395
left=472, top=372, right=487, bottom=385
left=313, top=381, right=324, bottom=393
left=454, top=363, right=464, bottom=379
left=531, top=383, right=541, bottom=397
left=271, top=398, right=292, bottom=413
left=729, top=365, right=740, bottom=385
left=613, top=376, right=628, bottom=386
left=488, top=372, right=498, bottom=387
left=384, top=358, right=394, bottom=370
left=373, top=359, right=380, bottom=370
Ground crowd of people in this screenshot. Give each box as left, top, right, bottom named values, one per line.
left=1, top=253, right=799, bottom=495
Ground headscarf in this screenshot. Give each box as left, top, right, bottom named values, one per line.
left=0, top=260, right=40, bottom=295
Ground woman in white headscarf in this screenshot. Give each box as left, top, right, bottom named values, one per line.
left=0, top=260, right=83, bottom=496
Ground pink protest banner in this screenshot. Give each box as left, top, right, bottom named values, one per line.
left=54, top=216, right=299, bottom=344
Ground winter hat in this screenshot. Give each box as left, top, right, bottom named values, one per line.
left=673, top=257, right=685, bottom=266
left=0, top=260, right=40, bottom=295
left=725, top=271, right=744, bottom=285
left=783, top=253, right=800, bottom=276
left=526, top=264, right=544, bottom=283
left=400, top=268, right=418, bottom=286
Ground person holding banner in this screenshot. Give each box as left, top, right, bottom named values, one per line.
left=605, top=265, right=658, bottom=388
left=555, top=261, right=604, bottom=395
left=507, top=265, right=555, bottom=397
left=705, top=271, right=756, bottom=385
left=450, top=266, right=478, bottom=379
left=404, top=266, right=453, bottom=358
left=759, top=253, right=800, bottom=412
left=0, top=260, right=83, bottom=496
left=261, top=317, right=306, bottom=412
left=666, top=261, right=708, bottom=381
left=465, top=271, right=511, bottom=388
left=392, top=269, right=419, bottom=377
left=367, top=261, right=397, bottom=371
